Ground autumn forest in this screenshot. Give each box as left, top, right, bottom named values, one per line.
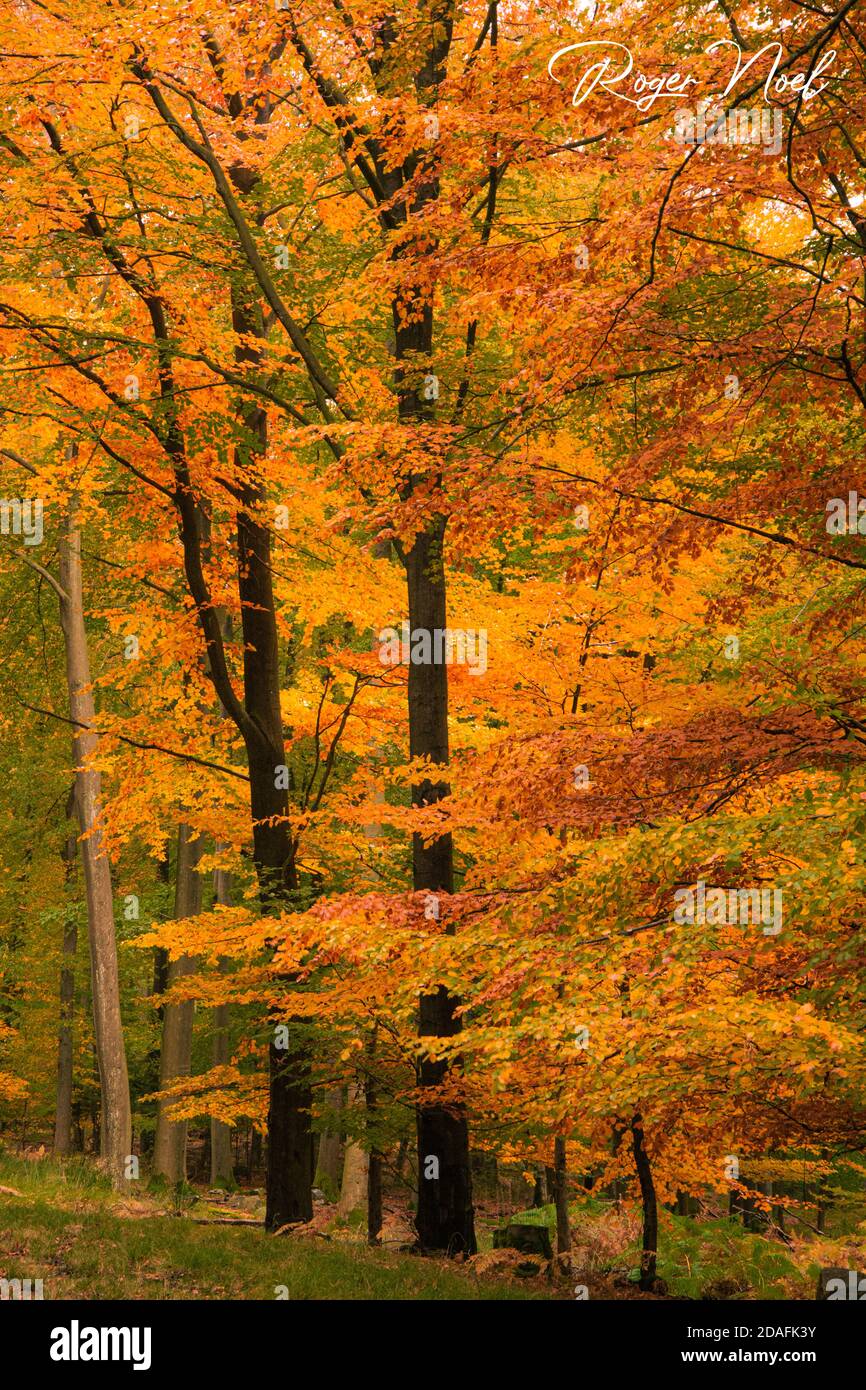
left=0, top=0, right=865, bottom=1333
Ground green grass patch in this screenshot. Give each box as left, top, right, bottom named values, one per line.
left=0, top=1152, right=543, bottom=1300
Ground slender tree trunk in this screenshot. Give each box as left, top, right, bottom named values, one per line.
left=210, top=859, right=234, bottom=1186
left=226, top=289, right=313, bottom=1231
left=141, top=852, right=170, bottom=1161
left=248, top=1127, right=262, bottom=1183
left=548, top=980, right=571, bottom=1253
left=71, top=1100, right=84, bottom=1153
left=404, top=525, right=475, bottom=1254
left=315, top=1086, right=345, bottom=1193
left=145, top=244, right=308, bottom=1222
left=552, top=1136, right=571, bottom=1256
left=366, top=1068, right=383, bottom=1247
left=53, top=825, right=77, bottom=1156
left=534, top=1169, right=548, bottom=1208
left=58, top=502, right=131, bottom=1188
left=630, top=1114, right=658, bottom=1290
left=758, top=1179, right=773, bottom=1233
left=381, top=0, right=474, bottom=1255
left=338, top=1144, right=369, bottom=1217
left=153, top=948, right=169, bottom=1001
left=337, top=1084, right=369, bottom=1218
left=153, top=824, right=202, bottom=1182
left=207, top=619, right=235, bottom=1189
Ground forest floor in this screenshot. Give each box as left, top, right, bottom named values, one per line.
left=0, top=1151, right=846, bottom=1300
left=0, top=1152, right=550, bottom=1300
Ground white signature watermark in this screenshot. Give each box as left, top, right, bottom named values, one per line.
left=548, top=39, right=836, bottom=112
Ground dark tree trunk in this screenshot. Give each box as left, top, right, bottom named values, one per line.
left=71, top=1100, right=84, bottom=1154
left=57, top=59, right=309, bottom=1222
left=152, top=948, right=169, bottom=1005
left=231, top=296, right=313, bottom=1231
left=552, top=1136, right=571, bottom=1255
left=631, top=1114, right=658, bottom=1290
left=250, top=1125, right=264, bottom=1183
left=344, top=0, right=474, bottom=1258
left=264, top=1039, right=310, bottom=1222
left=403, top=524, right=474, bottom=1253
left=141, top=858, right=170, bottom=1161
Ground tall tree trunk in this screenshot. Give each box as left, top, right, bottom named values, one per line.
left=210, top=859, right=234, bottom=1186
left=231, top=292, right=313, bottom=1231
left=141, top=851, right=170, bottom=1160
left=379, top=0, right=474, bottom=1256
left=404, top=525, right=475, bottom=1254
left=549, top=981, right=571, bottom=1253
left=552, top=1136, right=571, bottom=1256
left=153, top=824, right=202, bottom=1182
left=630, top=1114, right=658, bottom=1290
left=58, top=502, right=131, bottom=1188
left=53, top=821, right=78, bottom=1156
left=205, top=94, right=313, bottom=1233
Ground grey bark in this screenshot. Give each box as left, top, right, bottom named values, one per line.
left=337, top=1085, right=368, bottom=1217
left=58, top=503, right=132, bottom=1188
left=53, top=825, right=78, bottom=1156
left=153, top=824, right=202, bottom=1182
left=210, top=858, right=234, bottom=1186
left=315, top=1087, right=345, bottom=1193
